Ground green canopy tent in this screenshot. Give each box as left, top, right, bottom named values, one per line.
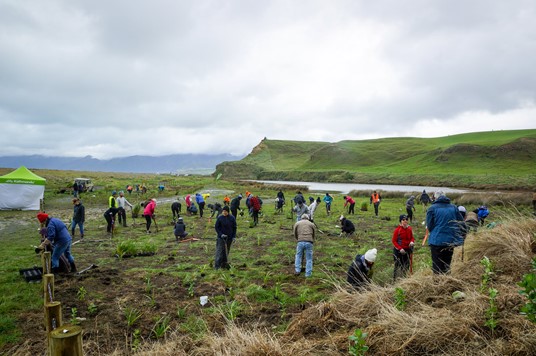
left=0, top=166, right=46, bottom=210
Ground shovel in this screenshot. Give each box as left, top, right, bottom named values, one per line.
left=77, top=264, right=98, bottom=275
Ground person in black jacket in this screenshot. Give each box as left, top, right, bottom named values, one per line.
left=339, top=215, right=355, bottom=236
left=347, top=248, right=377, bottom=289
left=230, top=194, right=242, bottom=218
left=104, top=207, right=119, bottom=234
left=174, top=217, right=188, bottom=241
left=71, top=198, right=85, bottom=238
left=171, top=199, right=182, bottom=222
left=214, top=206, right=237, bottom=269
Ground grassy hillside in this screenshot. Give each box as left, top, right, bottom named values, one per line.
left=216, top=129, right=536, bottom=189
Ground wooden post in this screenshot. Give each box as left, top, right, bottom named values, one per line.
left=43, top=274, right=54, bottom=303
left=44, top=301, right=62, bottom=333
left=42, top=251, right=51, bottom=275
left=49, top=325, right=83, bottom=356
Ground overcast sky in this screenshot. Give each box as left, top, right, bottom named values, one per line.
left=1, top=0, right=535, bottom=159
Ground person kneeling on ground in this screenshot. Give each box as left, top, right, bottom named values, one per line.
left=293, top=214, right=316, bottom=277
left=347, top=248, right=377, bottom=290
left=174, top=217, right=188, bottom=242
left=392, top=214, right=415, bottom=281
left=339, top=215, right=355, bottom=236
left=37, top=213, right=76, bottom=273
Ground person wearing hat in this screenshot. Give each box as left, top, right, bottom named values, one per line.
left=230, top=194, right=242, bottom=218
left=475, top=205, right=489, bottom=226
left=71, top=198, right=85, bottom=238
left=405, top=196, right=416, bottom=222
left=293, top=213, right=316, bottom=277
left=37, top=213, right=76, bottom=273
left=339, top=215, right=355, bottom=236
left=116, top=191, right=133, bottom=227
left=392, top=214, right=415, bottom=280
left=250, top=195, right=262, bottom=226
left=419, top=190, right=431, bottom=211
left=174, top=217, right=188, bottom=242
left=426, top=190, right=466, bottom=274
left=214, top=206, right=237, bottom=270
left=143, top=198, right=157, bottom=233
left=347, top=248, right=377, bottom=289
left=109, top=190, right=118, bottom=208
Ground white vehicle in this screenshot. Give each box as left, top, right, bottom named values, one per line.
left=74, top=178, right=94, bottom=192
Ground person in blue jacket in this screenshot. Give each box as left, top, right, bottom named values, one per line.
left=195, top=193, right=206, bottom=218
left=426, top=190, right=466, bottom=274
left=37, top=213, right=76, bottom=273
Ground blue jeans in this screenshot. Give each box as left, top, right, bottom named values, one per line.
left=71, top=220, right=84, bottom=237
left=295, top=241, right=313, bottom=277
left=52, top=240, right=74, bottom=269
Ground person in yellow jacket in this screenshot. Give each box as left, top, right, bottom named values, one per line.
left=109, top=191, right=118, bottom=208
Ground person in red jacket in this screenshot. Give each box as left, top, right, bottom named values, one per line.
left=392, top=214, right=415, bottom=280
left=343, top=196, right=356, bottom=215
left=250, top=195, right=262, bottom=226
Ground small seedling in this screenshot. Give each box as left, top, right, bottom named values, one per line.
left=131, top=328, right=141, bottom=351
left=349, top=328, right=369, bottom=355
left=394, top=287, right=407, bottom=311
left=224, top=300, right=241, bottom=321
left=518, top=257, right=536, bottom=323
left=480, top=256, right=494, bottom=292
left=77, top=286, right=87, bottom=301
left=87, top=302, right=98, bottom=315
left=70, top=307, right=80, bottom=325
left=177, top=306, right=188, bottom=320
left=485, top=288, right=499, bottom=333
left=152, top=316, right=171, bottom=339
left=124, top=307, right=142, bottom=328
left=145, top=277, right=153, bottom=295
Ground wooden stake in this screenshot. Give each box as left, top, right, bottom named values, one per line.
left=43, top=274, right=54, bottom=303
left=49, top=325, right=83, bottom=356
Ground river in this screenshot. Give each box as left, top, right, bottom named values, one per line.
left=250, top=180, right=469, bottom=194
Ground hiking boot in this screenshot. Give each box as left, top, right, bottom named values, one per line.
left=123, top=224, right=128, bottom=227
left=146, top=230, right=151, bottom=234
left=70, top=262, right=77, bottom=273
left=80, top=234, right=84, bottom=239
left=294, top=272, right=301, bottom=276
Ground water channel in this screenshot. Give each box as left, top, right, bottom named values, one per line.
left=250, top=180, right=469, bottom=195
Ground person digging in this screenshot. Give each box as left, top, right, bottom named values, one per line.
left=347, top=248, right=377, bottom=290
left=37, top=213, right=77, bottom=273
left=174, top=217, right=188, bottom=242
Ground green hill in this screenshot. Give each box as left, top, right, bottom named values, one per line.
left=216, top=129, right=536, bottom=190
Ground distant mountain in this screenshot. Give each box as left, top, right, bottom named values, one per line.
left=0, top=153, right=244, bottom=174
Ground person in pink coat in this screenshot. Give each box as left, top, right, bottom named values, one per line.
left=344, top=196, right=356, bottom=215
left=143, top=198, right=157, bottom=233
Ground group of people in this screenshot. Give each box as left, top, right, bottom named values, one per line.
left=36, top=186, right=482, bottom=289
left=293, top=189, right=475, bottom=288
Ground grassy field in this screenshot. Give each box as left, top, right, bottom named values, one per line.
left=0, top=169, right=535, bottom=355
left=216, top=129, right=536, bottom=189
